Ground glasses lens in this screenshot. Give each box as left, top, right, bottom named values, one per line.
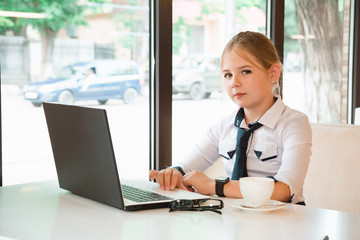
left=171, top=199, right=194, bottom=209
left=199, top=199, right=223, bottom=209
left=170, top=199, right=223, bottom=212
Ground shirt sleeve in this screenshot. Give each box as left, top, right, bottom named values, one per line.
left=274, top=113, right=312, bottom=203
left=174, top=117, right=229, bottom=174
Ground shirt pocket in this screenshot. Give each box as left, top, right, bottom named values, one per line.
left=253, top=144, right=278, bottom=162
left=219, top=144, right=236, bottom=160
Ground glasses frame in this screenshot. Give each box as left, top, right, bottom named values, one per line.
left=169, top=198, right=224, bottom=215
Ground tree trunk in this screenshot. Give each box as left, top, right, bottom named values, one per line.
left=40, top=28, right=58, bottom=80
left=135, top=0, right=149, bottom=84
left=294, top=0, right=342, bottom=123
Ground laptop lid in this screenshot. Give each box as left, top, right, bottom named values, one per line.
left=43, top=102, right=208, bottom=211
left=43, top=102, right=125, bottom=209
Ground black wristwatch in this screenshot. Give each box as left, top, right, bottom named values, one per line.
left=215, top=176, right=230, bottom=197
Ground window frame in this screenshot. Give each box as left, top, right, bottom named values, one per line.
left=1, top=0, right=360, bottom=186
left=267, top=0, right=284, bottom=97
left=150, top=0, right=173, bottom=171
left=0, top=66, right=2, bottom=186
left=350, top=0, right=360, bottom=123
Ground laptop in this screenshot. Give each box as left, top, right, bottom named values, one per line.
left=43, top=102, right=209, bottom=211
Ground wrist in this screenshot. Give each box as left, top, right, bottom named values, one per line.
left=215, top=176, right=230, bottom=197
left=211, top=180, right=216, bottom=195
left=171, top=166, right=185, bottom=176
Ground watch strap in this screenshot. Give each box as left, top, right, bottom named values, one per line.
left=171, top=166, right=185, bottom=176
left=216, top=178, right=229, bottom=197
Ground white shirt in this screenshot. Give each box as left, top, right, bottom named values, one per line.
left=176, top=97, right=312, bottom=203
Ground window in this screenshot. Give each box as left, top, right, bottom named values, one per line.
left=0, top=1, right=150, bottom=185
left=283, top=0, right=351, bottom=124
left=1, top=1, right=360, bottom=185
left=171, top=0, right=267, bottom=164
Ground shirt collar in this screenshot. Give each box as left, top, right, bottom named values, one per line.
left=231, top=94, right=286, bottom=130
left=258, top=95, right=286, bottom=129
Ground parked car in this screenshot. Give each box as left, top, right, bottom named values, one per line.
left=23, top=60, right=142, bottom=107
left=172, top=57, right=221, bottom=100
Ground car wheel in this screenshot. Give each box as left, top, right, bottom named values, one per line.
left=189, top=83, right=204, bottom=100
left=204, top=92, right=211, bottom=99
left=98, top=100, right=108, bottom=105
left=123, top=88, right=137, bottom=104
left=32, top=102, right=42, bottom=107
left=57, top=90, right=74, bottom=105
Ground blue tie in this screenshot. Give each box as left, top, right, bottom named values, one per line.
left=231, top=108, right=262, bottom=180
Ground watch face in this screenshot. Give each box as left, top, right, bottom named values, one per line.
left=217, top=176, right=229, bottom=182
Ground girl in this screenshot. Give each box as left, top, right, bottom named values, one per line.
left=149, top=31, right=312, bottom=204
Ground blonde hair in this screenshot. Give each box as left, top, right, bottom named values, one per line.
left=220, top=31, right=282, bottom=94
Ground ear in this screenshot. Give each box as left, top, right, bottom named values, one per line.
left=269, top=63, right=281, bottom=84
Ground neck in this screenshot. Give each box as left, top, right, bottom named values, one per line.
left=243, top=97, right=276, bottom=125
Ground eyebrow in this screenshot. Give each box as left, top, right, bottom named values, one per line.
left=222, top=65, right=253, bottom=72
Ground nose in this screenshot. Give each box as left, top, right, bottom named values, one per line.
left=231, top=74, right=241, bottom=88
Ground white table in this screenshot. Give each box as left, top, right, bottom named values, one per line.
left=0, top=181, right=359, bottom=240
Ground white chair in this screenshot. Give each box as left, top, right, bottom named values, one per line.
left=303, top=123, right=360, bottom=214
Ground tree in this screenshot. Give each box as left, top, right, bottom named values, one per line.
left=0, top=16, right=15, bottom=35
left=0, top=0, right=104, bottom=79
left=172, top=0, right=265, bottom=58
left=111, top=0, right=149, bottom=64
left=294, top=0, right=342, bottom=123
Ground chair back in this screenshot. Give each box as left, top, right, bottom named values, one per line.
left=304, top=123, right=360, bottom=214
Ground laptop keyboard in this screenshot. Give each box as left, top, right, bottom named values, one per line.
left=122, top=184, right=174, bottom=203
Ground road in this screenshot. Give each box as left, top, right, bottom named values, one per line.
left=1, top=87, right=235, bottom=185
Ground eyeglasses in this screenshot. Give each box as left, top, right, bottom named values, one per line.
left=169, top=199, right=224, bottom=215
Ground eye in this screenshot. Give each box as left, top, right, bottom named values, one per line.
left=224, top=73, right=232, bottom=79
left=242, top=70, right=252, bottom=75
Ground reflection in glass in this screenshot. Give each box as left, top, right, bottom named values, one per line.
left=283, top=0, right=350, bottom=123
left=1, top=1, right=150, bottom=185
left=172, top=0, right=266, bottom=163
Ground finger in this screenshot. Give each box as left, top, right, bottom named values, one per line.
left=164, top=168, right=174, bottom=190
left=169, top=170, right=183, bottom=190
left=179, top=174, right=189, bottom=190
left=157, top=169, right=166, bottom=190
left=169, top=170, right=179, bottom=189
left=177, top=181, right=189, bottom=191
left=181, top=177, right=195, bottom=192
left=149, top=170, right=158, bottom=181
left=182, top=174, right=196, bottom=192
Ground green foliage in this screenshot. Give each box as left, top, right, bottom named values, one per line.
left=0, top=0, right=104, bottom=35
left=235, top=0, right=266, bottom=13
left=172, top=0, right=268, bottom=56
left=0, top=17, right=15, bottom=34
left=173, top=17, right=190, bottom=55
left=235, top=0, right=265, bottom=29
left=284, top=0, right=300, bottom=53
left=173, top=17, right=183, bottom=55
left=201, top=0, right=225, bottom=16
left=338, top=0, right=344, bottom=26
left=111, top=0, right=148, bottom=57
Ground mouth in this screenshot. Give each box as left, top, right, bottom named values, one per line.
left=233, top=92, right=246, bottom=98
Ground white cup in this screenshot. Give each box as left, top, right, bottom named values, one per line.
left=239, top=177, right=274, bottom=207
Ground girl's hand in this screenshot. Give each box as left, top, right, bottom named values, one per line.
left=149, top=168, right=187, bottom=191
left=182, top=170, right=215, bottom=195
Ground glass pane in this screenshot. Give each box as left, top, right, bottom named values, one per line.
left=1, top=0, right=150, bottom=185
left=172, top=0, right=267, bottom=163
left=283, top=0, right=350, bottom=123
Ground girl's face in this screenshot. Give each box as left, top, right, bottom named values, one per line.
left=222, top=47, right=277, bottom=113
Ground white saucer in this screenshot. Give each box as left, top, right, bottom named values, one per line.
left=230, top=199, right=287, bottom=212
